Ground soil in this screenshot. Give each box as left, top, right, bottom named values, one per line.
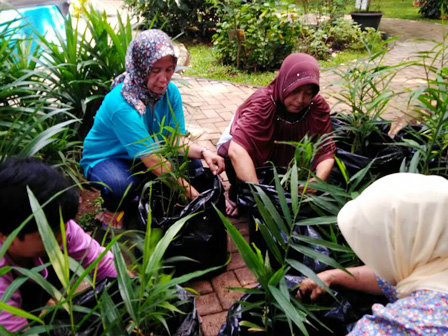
left=76, top=188, right=101, bottom=220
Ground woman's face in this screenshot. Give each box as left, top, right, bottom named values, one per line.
left=146, top=55, right=176, bottom=96
left=283, top=84, right=315, bottom=113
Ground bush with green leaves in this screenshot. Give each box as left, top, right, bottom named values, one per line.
left=0, top=15, right=80, bottom=180
left=212, top=0, right=301, bottom=71
left=124, top=0, right=218, bottom=38
left=419, top=0, right=448, bottom=19
left=297, top=18, right=382, bottom=60
left=36, top=7, right=133, bottom=140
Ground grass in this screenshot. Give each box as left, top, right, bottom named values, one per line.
left=183, top=44, right=276, bottom=86
left=349, top=0, right=445, bottom=23
left=184, top=43, right=368, bottom=87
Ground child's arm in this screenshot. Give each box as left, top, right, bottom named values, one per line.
left=65, top=220, right=117, bottom=280
left=296, top=265, right=383, bottom=300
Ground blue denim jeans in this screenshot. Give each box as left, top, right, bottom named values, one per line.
left=87, top=158, right=202, bottom=212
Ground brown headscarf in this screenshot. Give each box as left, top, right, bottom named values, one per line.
left=226, top=53, right=335, bottom=168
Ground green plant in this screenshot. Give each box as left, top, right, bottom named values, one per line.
left=124, top=0, right=218, bottom=38
left=330, top=43, right=404, bottom=154
left=419, top=0, right=448, bottom=18
left=0, top=15, right=81, bottom=174
left=1, top=187, right=218, bottom=334
left=212, top=0, right=301, bottom=71
left=304, top=0, right=347, bottom=21
left=298, top=25, right=331, bottom=60
left=36, top=6, right=133, bottom=140
left=297, top=18, right=382, bottom=60
left=215, top=161, right=349, bottom=334
left=398, top=36, right=448, bottom=177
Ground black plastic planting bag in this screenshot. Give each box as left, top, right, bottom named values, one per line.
left=330, top=117, right=405, bottom=183
left=236, top=167, right=330, bottom=274
left=171, top=286, right=201, bottom=336
left=138, top=167, right=227, bottom=276
left=218, top=275, right=388, bottom=336
left=46, top=280, right=200, bottom=336
left=45, top=278, right=121, bottom=336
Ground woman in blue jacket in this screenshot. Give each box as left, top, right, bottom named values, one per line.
left=81, top=30, right=224, bottom=229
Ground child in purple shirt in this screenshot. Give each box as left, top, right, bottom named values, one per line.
left=0, top=158, right=117, bottom=332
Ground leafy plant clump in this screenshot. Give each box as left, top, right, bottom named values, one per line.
left=5, top=189, right=216, bottom=335
left=398, top=35, right=448, bottom=177
left=330, top=42, right=404, bottom=154
left=212, top=0, right=301, bottom=71
left=216, top=137, right=355, bottom=334
left=298, top=18, right=383, bottom=60
left=419, top=0, right=448, bottom=19
left=124, top=0, right=219, bottom=38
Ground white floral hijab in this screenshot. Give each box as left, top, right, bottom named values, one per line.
left=111, top=29, right=177, bottom=115
left=338, top=173, right=448, bottom=298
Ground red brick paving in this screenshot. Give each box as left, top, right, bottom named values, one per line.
left=189, top=215, right=256, bottom=336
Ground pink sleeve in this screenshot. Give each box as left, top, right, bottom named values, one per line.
left=66, top=220, right=117, bottom=280
left=0, top=257, right=28, bottom=332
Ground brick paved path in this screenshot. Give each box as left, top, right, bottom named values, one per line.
left=87, top=4, right=446, bottom=333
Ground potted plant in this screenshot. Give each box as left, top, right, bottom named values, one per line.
left=215, top=161, right=358, bottom=335
left=15, top=190, right=219, bottom=335
left=329, top=46, right=408, bottom=180
left=350, top=0, right=383, bottom=30
left=136, top=123, right=228, bottom=277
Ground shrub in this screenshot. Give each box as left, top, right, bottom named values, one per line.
left=124, top=0, right=218, bottom=38
left=37, top=7, right=133, bottom=140
left=297, top=19, right=382, bottom=60
left=212, top=0, right=301, bottom=71
left=297, top=25, right=331, bottom=60
left=419, top=0, right=448, bottom=19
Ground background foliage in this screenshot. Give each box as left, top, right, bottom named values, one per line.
left=124, top=0, right=218, bottom=37
left=419, top=0, right=448, bottom=19
left=212, top=0, right=301, bottom=71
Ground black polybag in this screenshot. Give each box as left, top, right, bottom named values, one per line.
left=394, top=124, right=448, bottom=173
left=329, top=117, right=405, bottom=183
left=236, top=166, right=330, bottom=274
left=45, top=279, right=201, bottom=336
left=44, top=278, right=118, bottom=336
left=218, top=275, right=388, bottom=336
left=138, top=167, right=227, bottom=277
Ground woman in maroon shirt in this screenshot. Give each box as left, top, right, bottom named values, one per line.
left=217, top=53, right=335, bottom=216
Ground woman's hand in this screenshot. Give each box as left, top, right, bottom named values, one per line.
left=202, top=150, right=225, bottom=175
left=298, top=177, right=318, bottom=194
left=296, top=266, right=383, bottom=301
left=296, top=270, right=334, bottom=301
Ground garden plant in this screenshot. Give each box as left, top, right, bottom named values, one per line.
left=0, top=188, right=218, bottom=335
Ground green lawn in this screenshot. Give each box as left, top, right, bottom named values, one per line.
left=351, top=0, right=444, bottom=23
left=184, top=44, right=368, bottom=87
left=379, top=0, right=422, bottom=19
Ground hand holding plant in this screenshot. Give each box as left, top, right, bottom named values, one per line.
left=201, top=149, right=225, bottom=175
left=296, top=271, right=334, bottom=301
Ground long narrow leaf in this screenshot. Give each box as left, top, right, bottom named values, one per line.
left=27, top=187, right=68, bottom=288
left=269, top=285, right=308, bottom=336
left=214, top=205, right=267, bottom=287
